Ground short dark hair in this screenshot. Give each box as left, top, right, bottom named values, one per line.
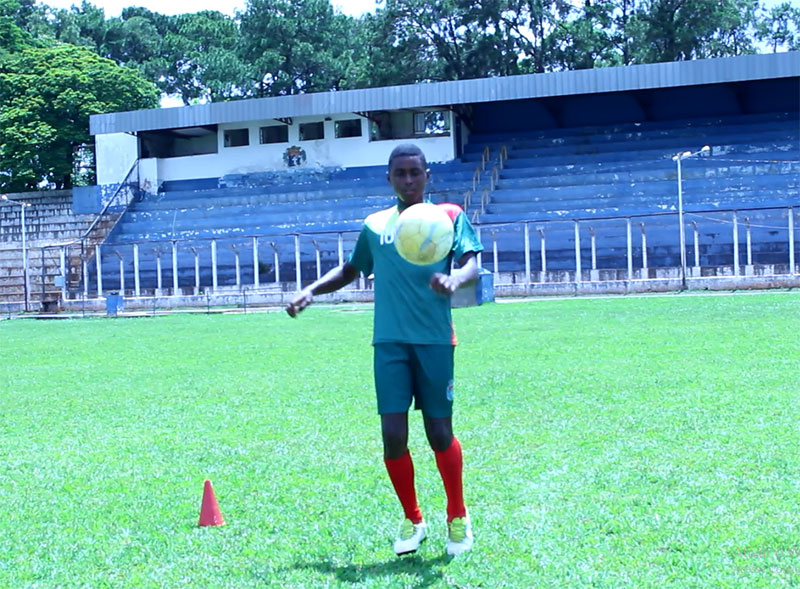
left=388, top=143, right=427, bottom=170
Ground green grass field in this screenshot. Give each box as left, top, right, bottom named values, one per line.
left=1, top=292, right=799, bottom=588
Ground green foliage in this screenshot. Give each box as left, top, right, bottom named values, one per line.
left=756, top=1, right=800, bottom=52
left=238, top=0, right=368, bottom=96
left=0, top=43, right=158, bottom=191
left=0, top=293, right=799, bottom=586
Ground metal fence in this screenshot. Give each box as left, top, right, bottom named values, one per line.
left=59, top=203, right=799, bottom=300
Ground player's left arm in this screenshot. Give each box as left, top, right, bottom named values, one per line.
left=430, top=252, right=479, bottom=296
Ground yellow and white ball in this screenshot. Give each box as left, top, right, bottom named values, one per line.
left=394, top=203, right=455, bottom=266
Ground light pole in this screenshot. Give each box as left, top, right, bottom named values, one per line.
left=1, top=195, right=32, bottom=311
left=672, top=145, right=710, bottom=289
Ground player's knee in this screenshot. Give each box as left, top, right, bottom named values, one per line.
left=425, top=421, right=453, bottom=452
left=382, top=427, right=408, bottom=459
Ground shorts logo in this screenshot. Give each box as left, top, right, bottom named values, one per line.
left=446, top=379, right=454, bottom=401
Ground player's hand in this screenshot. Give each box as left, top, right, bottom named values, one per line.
left=286, top=288, right=313, bottom=317
left=429, top=272, right=459, bottom=296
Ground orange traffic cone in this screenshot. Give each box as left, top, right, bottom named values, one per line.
left=198, top=479, right=226, bottom=527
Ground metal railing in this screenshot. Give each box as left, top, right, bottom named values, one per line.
left=48, top=203, right=798, bottom=303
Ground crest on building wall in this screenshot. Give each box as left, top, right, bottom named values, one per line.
left=283, top=145, right=307, bottom=167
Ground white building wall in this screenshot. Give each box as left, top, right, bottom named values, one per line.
left=96, top=133, right=138, bottom=186
left=97, top=112, right=458, bottom=186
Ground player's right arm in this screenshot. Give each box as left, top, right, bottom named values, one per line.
left=285, top=262, right=360, bottom=317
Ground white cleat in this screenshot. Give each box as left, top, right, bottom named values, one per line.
left=446, top=512, right=474, bottom=556
left=393, top=518, right=427, bottom=555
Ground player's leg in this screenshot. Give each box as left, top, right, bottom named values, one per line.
left=414, top=345, right=473, bottom=555
left=375, top=343, right=426, bottom=555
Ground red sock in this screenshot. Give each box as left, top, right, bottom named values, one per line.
left=434, top=436, right=466, bottom=522
left=384, top=451, right=423, bottom=524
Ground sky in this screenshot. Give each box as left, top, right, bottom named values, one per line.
left=37, top=0, right=380, bottom=18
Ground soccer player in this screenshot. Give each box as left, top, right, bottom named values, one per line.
left=286, top=143, right=483, bottom=556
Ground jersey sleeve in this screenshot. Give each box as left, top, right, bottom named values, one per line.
left=347, top=225, right=374, bottom=276
left=452, top=209, right=484, bottom=261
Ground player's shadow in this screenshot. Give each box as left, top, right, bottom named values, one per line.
left=293, top=553, right=452, bottom=587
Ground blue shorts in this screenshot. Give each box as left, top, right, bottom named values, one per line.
left=373, top=343, right=455, bottom=418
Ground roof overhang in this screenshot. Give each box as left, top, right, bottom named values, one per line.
left=90, top=52, right=799, bottom=136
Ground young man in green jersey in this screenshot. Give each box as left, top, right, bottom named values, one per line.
left=286, top=144, right=483, bottom=556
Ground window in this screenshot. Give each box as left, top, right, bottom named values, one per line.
left=259, top=125, right=289, bottom=144
left=224, top=128, right=249, bottom=147
left=335, top=119, right=362, bottom=138
left=299, top=122, right=324, bottom=141
left=413, top=111, right=450, bottom=136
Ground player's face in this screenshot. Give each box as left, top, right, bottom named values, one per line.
left=388, top=155, right=429, bottom=205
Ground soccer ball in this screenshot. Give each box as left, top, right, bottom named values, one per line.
left=394, top=203, right=455, bottom=266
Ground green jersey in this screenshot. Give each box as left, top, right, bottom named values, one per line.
left=348, top=202, right=484, bottom=345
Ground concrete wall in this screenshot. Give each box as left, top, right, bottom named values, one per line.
left=96, top=133, right=138, bottom=186
left=96, top=111, right=459, bottom=189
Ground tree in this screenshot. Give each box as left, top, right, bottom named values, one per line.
left=0, top=0, right=33, bottom=58
left=0, top=43, right=158, bottom=191
left=238, top=0, right=367, bottom=96
left=756, top=1, right=800, bottom=52
left=627, top=0, right=759, bottom=63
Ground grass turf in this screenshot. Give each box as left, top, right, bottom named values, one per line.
left=1, top=292, right=799, bottom=587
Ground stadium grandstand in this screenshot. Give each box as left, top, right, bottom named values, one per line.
left=0, top=51, right=798, bottom=313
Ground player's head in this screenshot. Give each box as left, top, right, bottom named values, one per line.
left=387, top=143, right=429, bottom=206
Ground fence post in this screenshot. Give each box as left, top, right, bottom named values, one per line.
left=172, top=240, right=179, bottom=294
left=789, top=207, right=796, bottom=275
left=191, top=247, right=200, bottom=295
left=476, top=226, right=483, bottom=269
left=589, top=227, right=598, bottom=282
left=626, top=218, right=633, bottom=281
left=538, top=226, right=546, bottom=280
left=116, top=252, right=125, bottom=294
left=492, top=230, right=498, bottom=283
left=233, top=244, right=241, bottom=289
left=271, top=242, right=280, bottom=284
left=211, top=240, right=218, bottom=291
left=95, top=244, right=103, bottom=298
left=253, top=237, right=260, bottom=289
left=640, top=222, right=648, bottom=275
left=523, top=222, right=530, bottom=289
left=133, top=244, right=140, bottom=297
left=155, top=248, right=163, bottom=295
left=294, top=234, right=302, bottom=292
left=82, top=253, right=89, bottom=298
left=59, top=246, right=67, bottom=301
left=312, top=240, right=321, bottom=280
left=744, top=217, right=753, bottom=272
left=573, top=221, right=581, bottom=283
left=732, top=211, right=740, bottom=277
